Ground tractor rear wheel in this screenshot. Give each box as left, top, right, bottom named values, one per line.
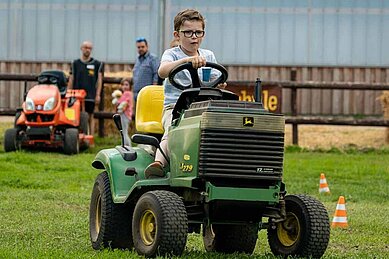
left=4, top=128, right=20, bottom=152
left=64, top=128, right=79, bottom=155
left=89, top=171, right=134, bottom=250
left=203, top=223, right=258, bottom=254
left=267, top=194, right=330, bottom=258
left=132, top=190, right=188, bottom=257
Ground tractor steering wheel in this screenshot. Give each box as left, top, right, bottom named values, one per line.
left=168, top=62, right=228, bottom=90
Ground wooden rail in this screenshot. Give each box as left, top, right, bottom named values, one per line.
left=1, top=73, right=388, bottom=144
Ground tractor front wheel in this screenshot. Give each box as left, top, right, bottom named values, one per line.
left=267, top=194, right=330, bottom=258
left=89, top=171, right=134, bottom=250
left=64, top=128, right=79, bottom=155
left=4, top=128, right=20, bottom=152
left=132, top=190, right=188, bottom=257
left=203, top=223, right=258, bottom=254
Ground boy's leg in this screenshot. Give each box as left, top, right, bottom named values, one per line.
left=144, top=105, right=174, bottom=177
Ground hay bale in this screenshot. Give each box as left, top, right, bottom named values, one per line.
left=95, top=71, right=134, bottom=136
left=379, top=91, right=389, bottom=143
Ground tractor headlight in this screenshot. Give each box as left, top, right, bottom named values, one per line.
left=25, top=97, right=35, bottom=111
left=43, top=97, right=56, bottom=111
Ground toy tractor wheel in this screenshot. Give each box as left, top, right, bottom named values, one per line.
left=80, top=112, right=89, bottom=134
left=267, top=194, right=330, bottom=258
left=64, top=128, right=79, bottom=155
left=132, top=190, right=188, bottom=257
left=4, top=128, right=20, bottom=152
left=203, top=223, right=258, bottom=254
left=89, top=171, right=134, bottom=250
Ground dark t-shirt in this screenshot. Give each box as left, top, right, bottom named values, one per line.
left=70, top=58, right=103, bottom=102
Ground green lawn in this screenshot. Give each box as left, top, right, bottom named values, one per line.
left=0, top=122, right=388, bottom=258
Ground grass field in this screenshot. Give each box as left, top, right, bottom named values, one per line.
left=0, top=121, right=388, bottom=258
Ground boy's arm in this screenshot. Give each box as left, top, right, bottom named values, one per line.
left=158, top=56, right=206, bottom=79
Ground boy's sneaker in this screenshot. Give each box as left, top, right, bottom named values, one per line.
left=144, top=161, right=164, bottom=178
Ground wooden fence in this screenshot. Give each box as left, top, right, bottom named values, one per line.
left=1, top=72, right=388, bottom=145
left=1, top=61, right=388, bottom=115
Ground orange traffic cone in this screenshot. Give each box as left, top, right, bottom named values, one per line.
left=319, top=173, right=330, bottom=194
left=332, top=196, right=348, bottom=228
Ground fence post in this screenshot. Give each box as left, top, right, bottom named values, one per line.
left=291, top=69, right=298, bottom=145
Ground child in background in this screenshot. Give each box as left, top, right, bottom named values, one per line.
left=116, top=77, right=134, bottom=146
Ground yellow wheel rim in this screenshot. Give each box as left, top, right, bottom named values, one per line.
left=140, top=209, right=157, bottom=246
left=277, top=212, right=300, bottom=247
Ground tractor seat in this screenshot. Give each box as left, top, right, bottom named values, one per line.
left=135, top=85, right=164, bottom=134
left=38, top=70, right=68, bottom=98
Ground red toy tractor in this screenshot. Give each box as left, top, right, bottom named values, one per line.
left=3, top=70, right=94, bottom=154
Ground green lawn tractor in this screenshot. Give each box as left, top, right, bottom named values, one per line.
left=89, top=63, right=330, bottom=258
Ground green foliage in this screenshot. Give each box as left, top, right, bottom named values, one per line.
left=0, top=123, right=388, bottom=258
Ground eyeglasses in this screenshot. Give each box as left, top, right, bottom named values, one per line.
left=136, top=37, right=146, bottom=43
left=179, top=30, right=205, bottom=38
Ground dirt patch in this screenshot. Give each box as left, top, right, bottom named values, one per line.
left=0, top=116, right=13, bottom=123
left=285, top=125, right=388, bottom=149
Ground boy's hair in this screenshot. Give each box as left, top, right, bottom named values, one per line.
left=174, top=9, right=205, bottom=32
left=120, top=77, right=133, bottom=91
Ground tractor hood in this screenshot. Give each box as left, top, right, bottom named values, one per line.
left=24, top=84, right=60, bottom=111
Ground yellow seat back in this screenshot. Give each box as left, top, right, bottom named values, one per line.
left=135, top=85, right=164, bottom=134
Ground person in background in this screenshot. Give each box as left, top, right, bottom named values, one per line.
left=144, top=9, right=224, bottom=177
left=116, top=78, right=134, bottom=146
left=68, top=40, right=103, bottom=135
left=169, top=38, right=180, bottom=48
left=133, top=37, right=159, bottom=102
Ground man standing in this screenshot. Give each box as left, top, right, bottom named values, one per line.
left=68, top=41, right=103, bottom=135
left=133, top=37, right=159, bottom=102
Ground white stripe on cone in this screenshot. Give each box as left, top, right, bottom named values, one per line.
left=332, top=216, right=348, bottom=223
left=320, top=179, right=327, bottom=184
left=319, top=187, right=330, bottom=192
left=336, top=204, right=346, bottom=210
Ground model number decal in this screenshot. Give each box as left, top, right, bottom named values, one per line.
left=256, top=167, right=274, bottom=173
left=179, top=163, right=193, bottom=172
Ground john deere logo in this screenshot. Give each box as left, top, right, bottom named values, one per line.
left=243, top=117, right=254, bottom=127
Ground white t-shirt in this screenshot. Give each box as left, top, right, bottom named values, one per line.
left=161, top=46, right=220, bottom=106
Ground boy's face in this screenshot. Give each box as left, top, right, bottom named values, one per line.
left=175, top=20, right=204, bottom=55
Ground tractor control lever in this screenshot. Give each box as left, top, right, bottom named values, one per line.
left=113, top=114, right=127, bottom=150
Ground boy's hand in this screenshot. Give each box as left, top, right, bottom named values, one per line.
left=187, top=56, right=206, bottom=69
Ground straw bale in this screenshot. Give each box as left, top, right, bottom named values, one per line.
left=94, top=71, right=134, bottom=136
left=378, top=91, right=389, bottom=143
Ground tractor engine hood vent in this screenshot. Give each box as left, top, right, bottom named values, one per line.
left=199, top=112, right=285, bottom=182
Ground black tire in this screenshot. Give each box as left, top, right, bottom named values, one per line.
left=267, top=194, right=330, bottom=258
left=80, top=112, right=89, bottom=134
left=4, top=128, right=20, bottom=152
left=63, top=128, right=79, bottom=155
left=89, top=171, right=134, bottom=250
left=132, top=190, right=188, bottom=257
left=203, top=223, right=258, bottom=254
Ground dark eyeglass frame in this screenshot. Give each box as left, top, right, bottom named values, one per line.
left=179, top=30, right=205, bottom=38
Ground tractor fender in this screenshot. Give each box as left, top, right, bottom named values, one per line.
left=92, top=147, right=168, bottom=203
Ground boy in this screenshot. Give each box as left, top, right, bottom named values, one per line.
left=145, top=9, right=223, bottom=177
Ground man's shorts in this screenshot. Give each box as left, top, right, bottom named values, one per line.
left=85, top=101, right=95, bottom=114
